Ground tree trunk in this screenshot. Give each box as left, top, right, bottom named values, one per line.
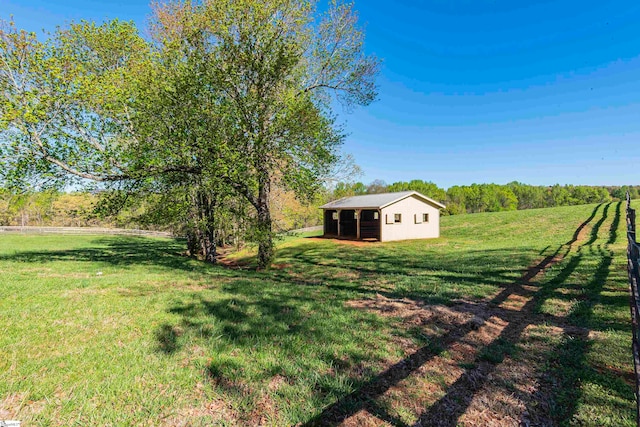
left=200, top=221, right=217, bottom=264
left=198, top=189, right=217, bottom=264
left=185, top=187, right=218, bottom=264
left=256, top=175, right=273, bottom=269
left=186, top=229, right=200, bottom=257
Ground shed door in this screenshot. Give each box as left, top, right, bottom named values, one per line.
left=339, top=210, right=357, bottom=237
left=360, top=210, right=380, bottom=240
left=324, top=210, right=338, bottom=235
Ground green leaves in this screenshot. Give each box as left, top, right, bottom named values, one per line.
left=1, top=1, right=379, bottom=267
left=0, top=18, right=150, bottom=188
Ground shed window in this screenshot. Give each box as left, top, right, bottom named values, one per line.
left=414, top=214, right=422, bottom=224
left=332, top=212, right=338, bottom=220
left=423, top=213, right=429, bottom=223
left=394, top=213, right=402, bottom=223
left=374, top=212, right=379, bottom=220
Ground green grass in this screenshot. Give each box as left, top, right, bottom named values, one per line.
left=0, top=202, right=636, bottom=426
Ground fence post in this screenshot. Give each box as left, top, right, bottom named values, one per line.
left=626, top=192, right=640, bottom=427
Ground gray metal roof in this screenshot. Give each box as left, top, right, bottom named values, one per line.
left=320, top=191, right=446, bottom=210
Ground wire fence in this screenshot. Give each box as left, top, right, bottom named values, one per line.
left=0, top=226, right=173, bottom=238
left=626, top=192, right=640, bottom=426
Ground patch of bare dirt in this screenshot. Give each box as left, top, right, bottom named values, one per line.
left=205, top=373, right=283, bottom=426
left=215, top=246, right=252, bottom=269
left=267, top=374, right=287, bottom=391
left=497, top=293, right=532, bottom=311
left=0, top=392, right=26, bottom=419
left=342, top=409, right=393, bottom=427
left=0, top=392, right=46, bottom=422
left=346, top=295, right=477, bottom=329
left=457, top=324, right=564, bottom=427
left=216, top=256, right=244, bottom=269
left=306, top=237, right=380, bottom=247
left=248, top=391, right=281, bottom=426
left=164, top=399, right=232, bottom=426
left=162, top=381, right=238, bottom=426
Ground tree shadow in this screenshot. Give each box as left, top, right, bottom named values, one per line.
left=143, top=228, right=567, bottom=424
left=0, top=236, right=215, bottom=274
left=155, top=323, right=183, bottom=354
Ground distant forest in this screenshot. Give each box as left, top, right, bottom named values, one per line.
left=1, top=182, right=638, bottom=231
left=331, top=180, right=640, bottom=215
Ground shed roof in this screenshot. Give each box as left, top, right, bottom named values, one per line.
left=320, top=191, right=446, bottom=210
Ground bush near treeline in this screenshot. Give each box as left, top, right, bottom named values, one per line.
left=331, top=180, right=640, bottom=215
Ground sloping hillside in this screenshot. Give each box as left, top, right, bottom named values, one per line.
left=0, top=202, right=635, bottom=426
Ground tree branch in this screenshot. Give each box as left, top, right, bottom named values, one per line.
left=223, top=176, right=258, bottom=209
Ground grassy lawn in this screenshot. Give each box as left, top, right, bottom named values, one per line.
left=0, top=202, right=636, bottom=426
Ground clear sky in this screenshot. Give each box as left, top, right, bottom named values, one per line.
left=2, top=0, right=639, bottom=188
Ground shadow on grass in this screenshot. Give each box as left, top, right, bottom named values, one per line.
left=155, top=323, right=183, bottom=354
left=1, top=203, right=632, bottom=425
left=146, top=202, right=631, bottom=426
left=302, top=202, right=634, bottom=426
left=0, top=236, right=213, bottom=273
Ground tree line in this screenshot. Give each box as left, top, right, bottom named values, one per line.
left=3, top=182, right=637, bottom=232
left=331, top=180, right=640, bottom=215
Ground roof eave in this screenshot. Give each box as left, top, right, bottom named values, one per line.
left=379, top=191, right=447, bottom=210
left=319, top=191, right=447, bottom=210
left=320, top=205, right=382, bottom=210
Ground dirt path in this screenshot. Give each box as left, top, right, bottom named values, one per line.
left=305, top=203, right=616, bottom=427
left=305, top=237, right=381, bottom=247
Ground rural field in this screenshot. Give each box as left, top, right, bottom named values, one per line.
left=0, top=201, right=636, bottom=426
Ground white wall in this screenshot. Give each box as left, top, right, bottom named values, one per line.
left=380, top=195, right=441, bottom=242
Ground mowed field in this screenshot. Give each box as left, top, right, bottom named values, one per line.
left=0, top=202, right=636, bottom=426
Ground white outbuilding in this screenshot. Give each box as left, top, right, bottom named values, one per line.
left=319, top=191, right=446, bottom=242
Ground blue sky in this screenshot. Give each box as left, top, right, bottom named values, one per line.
left=2, top=0, right=639, bottom=188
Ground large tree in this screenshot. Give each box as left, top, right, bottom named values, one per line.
left=149, top=0, right=378, bottom=267
left=0, top=0, right=379, bottom=269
